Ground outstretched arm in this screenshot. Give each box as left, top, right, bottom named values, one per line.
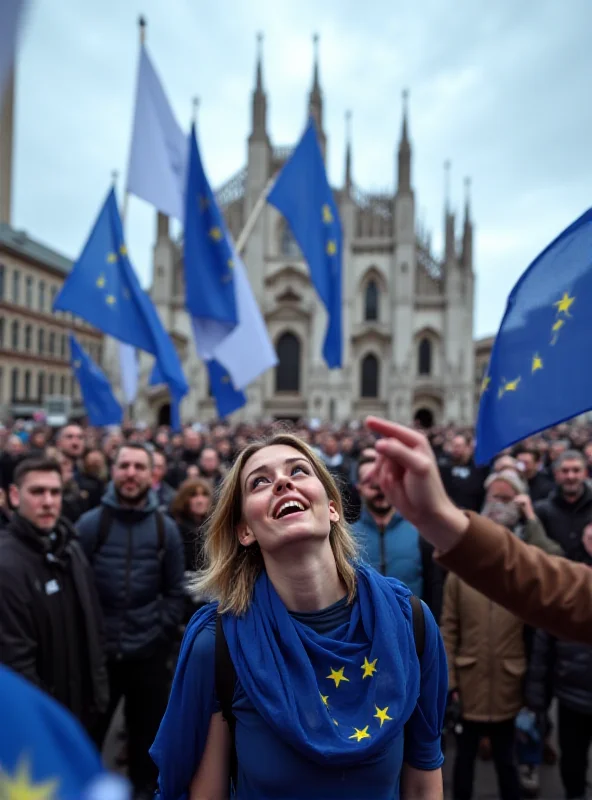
left=364, top=417, right=592, bottom=645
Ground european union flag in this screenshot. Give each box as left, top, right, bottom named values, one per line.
left=206, top=359, right=247, bottom=418
left=53, top=188, right=188, bottom=402
left=267, top=118, right=343, bottom=368
left=0, top=664, right=130, bottom=799
left=184, top=123, right=238, bottom=341
left=70, top=334, right=122, bottom=427
left=475, top=208, right=592, bottom=465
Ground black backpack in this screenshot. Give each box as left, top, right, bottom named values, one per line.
left=91, top=506, right=166, bottom=572
left=215, top=594, right=426, bottom=790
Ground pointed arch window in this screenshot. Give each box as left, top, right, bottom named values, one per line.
left=361, top=354, right=379, bottom=398
left=364, top=279, right=379, bottom=321
left=418, top=337, right=432, bottom=376
left=275, top=332, right=301, bottom=393
left=279, top=222, right=301, bottom=259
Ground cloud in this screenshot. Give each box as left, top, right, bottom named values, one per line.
left=9, top=0, right=592, bottom=342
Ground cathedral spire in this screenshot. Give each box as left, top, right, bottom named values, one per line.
left=344, top=110, right=352, bottom=192
left=462, top=176, right=473, bottom=269
left=444, top=160, right=455, bottom=260
left=308, top=33, right=326, bottom=156
left=250, top=32, right=268, bottom=141
left=397, top=89, right=412, bottom=193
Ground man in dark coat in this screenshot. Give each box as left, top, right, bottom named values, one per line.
left=0, top=457, right=108, bottom=733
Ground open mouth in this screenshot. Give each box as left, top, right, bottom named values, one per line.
left=274, top=500, right=306, bottom=519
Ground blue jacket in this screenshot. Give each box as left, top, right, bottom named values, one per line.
left=352, top=507, right=423, bottom=597
left=76, top=485, right=185, bottom=659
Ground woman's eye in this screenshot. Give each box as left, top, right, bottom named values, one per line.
left=252, top=475, right=268, bottom=488
left=292, top=464, right=309, bottom=476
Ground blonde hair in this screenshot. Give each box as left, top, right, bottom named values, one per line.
left=193, top=433, right=359, bottom=615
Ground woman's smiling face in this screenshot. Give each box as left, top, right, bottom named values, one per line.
left=239, top=444, right=339, bottom=554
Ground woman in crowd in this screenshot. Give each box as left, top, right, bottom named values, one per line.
left=152, top=433, right=447, bottom=799
left=170, top=477, right=214, bottom=573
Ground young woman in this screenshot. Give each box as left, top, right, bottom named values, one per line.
left=151, top=432, right=447, bottom=799
left=170, top=477, right=214, bottom=572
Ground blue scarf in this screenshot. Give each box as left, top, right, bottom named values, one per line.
left=151, top=563, right=420, bottom=798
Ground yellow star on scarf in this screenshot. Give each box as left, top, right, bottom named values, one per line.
left=326, top=666, right=349, bottom=688
left=349, top=726, right=370, bottom=742
left=374, top=705, right=393, bottom=727
left=361, top=657, right=378, bottom=679
left=0, top=756, right=59, bottom=799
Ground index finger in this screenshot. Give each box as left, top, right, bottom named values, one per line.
left=365, top=416, right=426, bottom=448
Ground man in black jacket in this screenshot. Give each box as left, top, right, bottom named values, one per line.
left=56, top=423, right=103, bottom=511
left=77, top=443, right=184, bottom=799
left=534, top=449, right=592, bottom=563
left=515, top=446, right=555, bottom=502
left=0, top=457, right=108, bottom=733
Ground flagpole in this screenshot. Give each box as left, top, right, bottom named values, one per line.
left=235, top=177, right=276, bottom=254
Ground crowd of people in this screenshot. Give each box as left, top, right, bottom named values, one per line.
left=1, top=414, right=592, bottom=799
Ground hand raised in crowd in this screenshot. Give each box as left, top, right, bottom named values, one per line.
left=514, top=493, right=536, bottom=521
left=365, top=416, right=469, bottom=552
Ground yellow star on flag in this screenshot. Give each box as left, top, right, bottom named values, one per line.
left=0, top=756, right=59, bottom=799
left=532, top=354, right=543, bottom=373
left=349, top=726, right=371, bottom=742
left=106, top=252, right=117, bottom=264
left=227, top=259, right=235, bottom=269
left=105, top=295, right=116, bottom=306
left=322, top=204, right=333, bottom=224
left=361, top=657, right=378, bottom=679
left=209, top=227, right=223, bottom=242
left=326, top=240, right=337, bottom=256
left=554, top=292, right=575, bottom=316
left=326, top=666, right=349, bottom=688
left=119, top=244, right=127, bottom=256
left=96, top=275, right=106, bottom=288
left=374, top=705, right=393, bottom=728
left=481, top=375, right=490, bottom=394
left=320, top=693, right=329, bottom=707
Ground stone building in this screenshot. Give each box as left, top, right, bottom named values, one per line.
left=130, top=38, right=476, bottom=427
left=0, top=71, right=103, bottom=421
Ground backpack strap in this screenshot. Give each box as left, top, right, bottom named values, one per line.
left=410, top=594, right=426, bottom=660
left=92, top=505, right=113, bottom=559
left=215, top=613, right=238, bottom=790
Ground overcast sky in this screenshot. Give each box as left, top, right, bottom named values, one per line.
left=10, top=0, right=592, bottom=339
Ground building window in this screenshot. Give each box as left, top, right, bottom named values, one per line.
left=11, top=368, right=18, bottom=401
left=60, top=334, right=66, bottom=358
left=364, top=279, right=379, bottom=321
left=12, top=270, right=20, bottom=303
left=38, top=280, right=45, bottom=312
left=50, top=286, right=57, bottom=309
left=275, top=332, right=301, bottom=392
left=0, top=264, right=4, bottom=300
left=60, top=375, right=66, bottom=394
left=0, top=317, right=4, bottom=348
left=38, top=371, right=45, bottom=401
left=25, top=276, right=33, bottom=308
left=361, top=354, right=379, bottom=398
left=49, top=332, right=56, bottom=355
left=70, top=376, right=75, bottom=396
left=280, top=222, right=301, bottom=259
left=11, top=320, right=19, bottom=350
left=24, top=324, right=32, bottom=352
left=418, top=338, right=432, bottom=376
left=48, top=374, right=55, bottom=395
left=38, top=328, right=45, bottom=355
left=24, top=370, right=31, bottom=400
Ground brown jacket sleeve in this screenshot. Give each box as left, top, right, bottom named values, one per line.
left=435, top=511, right=592, bottom=644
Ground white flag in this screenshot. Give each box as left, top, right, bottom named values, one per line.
left=118, top=342, right=138, bottom=404
left=126, top=45, right=187, bottom=221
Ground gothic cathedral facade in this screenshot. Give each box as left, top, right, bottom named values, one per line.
left=130, top=42, right=476, bottom=428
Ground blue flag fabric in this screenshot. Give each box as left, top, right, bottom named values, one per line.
left=206, top=359, right=247, bottom=418
left=184, top=124, right=238, bottom=331
left=0, top=664, right=130, bottom=799
left=475, top=208, right=592, bottom=465
left=53, top=188, right=188, bottom=402
left=267, top=118, right=343, bottom=368
left=151, top=564, right=445, bottom=798
left=69, top=334, right=122, bottom=427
